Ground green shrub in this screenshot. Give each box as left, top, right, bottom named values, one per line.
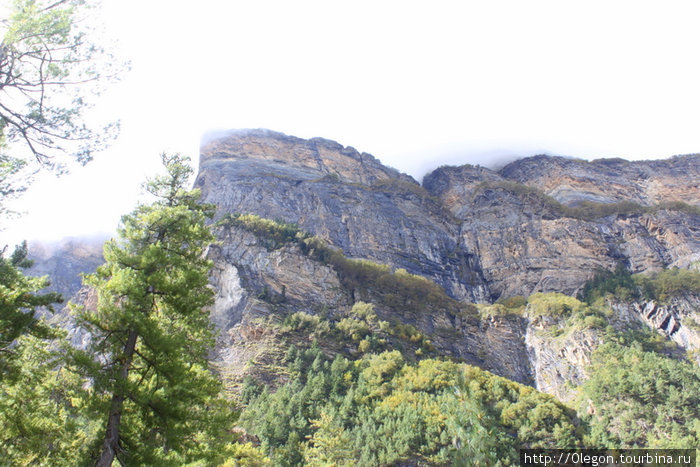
left=221, top=213, right=305, bottom=250
left=336, top=317, right=371, bottom=342
left=241, top=350, right=582, bottom=465
left=283, top=312, right=331, bottom=336
left=527, top=293, right=586, bottom=318
left=496, top=295, right=528, bottom=309
left=634, top=268, right=700, bottom=302
left=226, top=213, right=476, bottom=320
left=579, top=263, right=637, bottom=304
left=580, top=342, right=700, bottom=448
left=580, top=263, right=700, bottom=305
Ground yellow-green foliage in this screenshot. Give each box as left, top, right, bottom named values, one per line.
left=348, top=301, right=378, bottom=323
left=282, top=302, right=432, bottom=358
left=225, top=213, right=470, bottom=317
left=222, top=213, right=304, bottom=250
left=580, top=341, right=700, bottom=448
left=496, top=295, right=528, bottom=309
left=302, top=236, right=466, bottom=315
left=283, top=312, right=331, bottom=337
left=337, top=302, right=379, bottom=342
left=336, top=317, right=371, bottom=342
left=527, top=293, right=586, bottom=318
left=303, top=411, right=357, bottom=466
left=527, top=292, right=612, bottom=334
left=241, top=349, right=582, bottom=465
left=220, top=442, right=271, bottom=466
left=580, top=264, right=700, bottom=305
left=389, top=321, right=424, bottom=343
left=477, top=303, right=523, bottom=318
left=634, top=268, right=700, bottom=303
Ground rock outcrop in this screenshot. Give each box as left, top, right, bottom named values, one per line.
left=498, top=154, right=700, bottom=207
left=424, top=159, right=700, bottom=299
left=196, top=129, right=490, bottom=303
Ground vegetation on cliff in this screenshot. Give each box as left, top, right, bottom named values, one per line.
left=580, top=262, right=700, bottom=305
left=237, top=288, right=700, bottom=464
left=222, top=213, right=477, bottom=319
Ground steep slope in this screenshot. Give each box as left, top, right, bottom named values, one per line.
left=424, top=158, right=700, bottom=299
left=27, top=237, right=105, bottom=298
left=196, top=129, right=490, bottom=303
left=207, top=219, right=534, bottom=387
left=499, top=154, right=700, bottom=206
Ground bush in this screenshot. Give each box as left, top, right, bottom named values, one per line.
left=222, top=213, right=305, bottom=250
left=241, top=350, right=583, bottom=465
left=527, top=293, right=586, bottom=318
left=579, top=263, right=636, bottom=304
left=283, top=312, right=331, bottom=337
left=580, top=342, right=700, bottom=448
left=496, top=295, right=528, bottom=309
left=226, top=213, right=476, bottom=320
left=634, top=268, right=700, bottom=302
left=336, top=317, right=371, bottom=342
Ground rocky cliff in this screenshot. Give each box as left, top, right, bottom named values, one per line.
left=198, top=130, right=699, bottom=302
left=31, top=129, right=700, bottom=404
left=191, top=129, right=700, bottom=399
left=196, top=129, right=490, bottom=303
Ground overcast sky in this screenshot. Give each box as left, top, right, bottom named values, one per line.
left=3, top=0, right=700, bottom=245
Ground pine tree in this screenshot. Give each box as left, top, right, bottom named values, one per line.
left=0, top=334, right=99, bottom=465
left=0, top=242, right=94, bottom=464
left=0, top=241, right=61, bottom=380
left=303, top=410, right=357, bottom=466
left=71, top=153, right=231, bottom=466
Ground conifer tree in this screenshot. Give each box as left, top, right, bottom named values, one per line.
left=0, top=241, right=61, bottom=380
left=71, top=153, right=230, bottom=466
left=0, top=242, right=92, bottom=464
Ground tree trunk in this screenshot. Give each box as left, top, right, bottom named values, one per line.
left=96, top=329, right=138, bottom=467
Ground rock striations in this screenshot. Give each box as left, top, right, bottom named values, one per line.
left=196, top=129, right=490, bottom=303
left=198, top=130, right=699, bottom=301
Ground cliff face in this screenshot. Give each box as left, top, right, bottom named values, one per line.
left=191, top=129, right=700, bottom=399
left=27, top=237, right=105, bottom=299
left=31, top=129, right=700, bottom=403
left=423, top=158, right=700, bottom=299
left=196, top=129, right=490, bottom=303
left=498, top=154, right=700, bottom=207
left=199, top=130, right=700, bottom=303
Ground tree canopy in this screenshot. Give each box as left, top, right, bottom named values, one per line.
left=0, top=0, right=122, bottom=217
left=71, top=153, right=232, bottom=465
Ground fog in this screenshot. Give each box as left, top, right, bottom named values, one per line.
left=3, top=0, right=700, bottom=246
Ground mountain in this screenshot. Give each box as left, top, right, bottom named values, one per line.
left=28, top=129, right=700, bottom=462
left=190, top=130, right=700, bottom=391
left=27, top=237, right=105, bottom=299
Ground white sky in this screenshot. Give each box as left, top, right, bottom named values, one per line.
left=3, top=0, right=700, bottom=245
